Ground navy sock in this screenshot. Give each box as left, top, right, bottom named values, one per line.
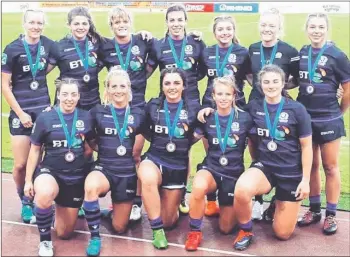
left=17, top=187, right=24, bottom=201
left=207, top=192, right=217, bottom=202
left=149, top=216, right=163, bottom=231
left=326, top=202, right=337, bottom=217
left=83, top=200, right=101, bottom=239
left=309, top=195, right=321, bottom=213
left=255, top=195, right=263, bottom=204
left=133, top=195, right=142, bottom=208
left=189, top=217, right=202, bottom=231
left=35, top=205, right=53, bottom=242
left=240, top=220, right=253, bottom=232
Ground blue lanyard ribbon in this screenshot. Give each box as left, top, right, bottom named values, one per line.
left=114, top=37, right=133, bottom=71
left=308, top=44, right=328, bottom=83
left=260, top=42, right=278, bottom=67
left=55, top=107, right=78, bottom=149
left=215, top=44, right=234, bottom=77
left=72, top=37, right=89, bottom=71
left=214, top=110, right=234, bottom=154
left=263, top=97, right=285, bottom=140
left=22, top=38, right=42, bottom=79
left=110, top=105, right=130, bottom=145
left=164, top=100, right=183, bottom=141
left=167, top=37, right=186, bottom=69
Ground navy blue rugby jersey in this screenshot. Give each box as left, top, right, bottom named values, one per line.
left=30, top=108, right=94, bottom=181
left=2, top=35, right=55, bottom=111
left=195, top=109, right=253, bottom=178
left=246, top=98, right=312, bottom=177
left=202, top=43, right=251, bottom=108
left=50, top=35, right=102, bottom=109
left=98, top=34, right=152, bottom=108
left=297, top=43, right=350, bottom=121
left=248, top=40, right=299, bottom=101
left=90, top=104, right=145, bottom=176
left=147, top=35, right=206, bottom=102
left=143, top=97, right=199, bottom=169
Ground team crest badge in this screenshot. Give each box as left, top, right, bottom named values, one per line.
left=131, top=45, right=140, bottom=55
left=185, top=45, right=193, bottom=55
left=12, top=118, right=20, bottom=128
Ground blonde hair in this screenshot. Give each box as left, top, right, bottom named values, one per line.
left=259, top=8, right=284, bottom=39
left=213, top=15, right=239, bottom=44
left=108, top=6, right=132, bottom=28
left=103, top=67, right=132, bottom=106
left=23, top=9, right=46, bottom=25
left=305, top=12, right=330, bottom=31
left=212, top=76, right=242, bottom=118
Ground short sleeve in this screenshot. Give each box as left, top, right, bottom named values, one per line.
left=237, top=52, right=252, bottom=80
left=197, top=42, right=208, bottom=81
left=134, top=109, right=147, bottom=135
left=333, top=50, right=350, bottom=84
left=85, top=112, right=96, bottom=141
left=289, top=46, right=300, bottom=80
left=48, top=41, right=60, bottom=65
left=295, top=104, right=312, bottom=138
left=146, top=39, right=159, bottom=69
left=140, top=101, right=153, bottom=139
left=2, top=45, right=14, bottom=74
left=30, top=113, right=47, bottom=145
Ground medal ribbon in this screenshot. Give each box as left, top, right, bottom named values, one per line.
left=55, top=107, right=78, bottom=149
left=215, top=44, right=234, bottom=77
left=263, top=97, right=285, bottom=140
left=260, top=41, right=279, bottom=67
left=22, top=38, right=42, bottom=80
left=114, top=37, right=133, bottom=71
left=72, top=37, right=89, bottom=71
left=214, top=110, right=234, bottom=155
left=164, top=99, right=183, bottom=141
left=110, top=105, right=130, bottom=145
left=308, top=44, right=328, bottom=84
left=167, top=37, right=186, bottom=69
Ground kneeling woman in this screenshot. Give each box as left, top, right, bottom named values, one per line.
left=24, top=78, right=95, bottom=257
left=138, top=67, right=198, bottom=249
left=83, top=67, right=146, bottom=256
left=233, top=64, right=312, bottom=250
left=185, top=76, right=253, bottom=251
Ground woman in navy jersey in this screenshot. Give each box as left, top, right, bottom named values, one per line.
left=1, top=9, right=55, bottom=224
left=184, top=76, right=253, bottom=251
left=247, top=8, right=300, bottom=221
left=232, top=65, right=312, bottom=250
left=24, top=78, right=94, bottom=257
left=201, top=15, right=252, bottom=217
left=295, top=13, right=350, bottom=235
left=82, top=67, right=146, bottom=256
left=137, top=67, right=198, bottom=249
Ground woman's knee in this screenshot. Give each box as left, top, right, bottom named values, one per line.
left=55, top=225, right=74, bottom=239
left=219, top=223, right=233, bottom=235
left=13, top=162, right=26, bottom=173
left=322, top=163, right=339, bottom=177
left=84, top=179, right=102, bottom=198
left=163, top=215, right=178, bottom=230
left=192, top=178, right=209, bottom=199
left=35, top=190, right=56, bottom=208
left=112, top=221, right=128, bottom=234
left=234, top=182, right=253, bottom=203
left=273, top=227, right=294, bottom=241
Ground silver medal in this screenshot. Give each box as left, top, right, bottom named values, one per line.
left=65, top=151, right=75, bottom=162
left=30, top=80, right=39, bottom=91
left=83, top=74, right=90, bottom=83
left=306, top=84, right=314, bottom=94
left=116, top=145, right=127, bottom=156
left=219, top=156, right=228, bottom=166
left=166, top=142, right=176, bottom=152
left=267, top=140, right=277, bottom=152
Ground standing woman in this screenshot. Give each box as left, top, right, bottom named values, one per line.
left=137, top=68, right=198, bottom=249
left=232, top=64, right=312, bottom=250
left=1, top=9, right=56, bottom=223
left=98, top=7, right=153, bottom=221
left=24, top=78, right=95, bottom=257
left=296, top=13, right=350, bottom=235
left=247, top=8, right=300, bottom=221
left=184, top=76, right=253, bottom=251
left=201, top=15, right=251, bottom=217
left=82, top=68, right=146, bottom=256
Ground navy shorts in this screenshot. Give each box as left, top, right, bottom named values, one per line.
left=91, top=164, right=137, bottom=203
left=311, top=118, right=345, bottom=144
left=197, top=164, right=237, bottom=206
left=9, top=108, right=47, bottom=136
left=142, top=156, right=187, bottom=190
left=33, top=166, right=85, bottom=208
left=250, top=162, right=302, bottom=202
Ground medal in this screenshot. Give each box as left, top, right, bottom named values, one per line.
left=114, top=37, right=133, bottom=71
left=83, top=73, right=90, bottom=83
left=306, top=84, right=314, bottom=94
left=30, top=80, right=39, bottom=90
left=164, top=99, right=183, bottom=153
left=166, top=142, right=176, bottom=153
left=216, top=44, right=234, bottom=77
left=167, top=36, right=186, bottom=69
left=64, top=151, right=75, bottom=162
left=263, top=98, right=285, bottom=152
left=116, top=145, right=127, bottom=156
left=219, top=156, right=228, bottom=166
left=267, top=140, right=277, bottom=152
left=260, top=41, right=279, bottom=68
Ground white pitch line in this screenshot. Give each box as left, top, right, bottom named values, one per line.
left=2, top=220, right=256, bottom=257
